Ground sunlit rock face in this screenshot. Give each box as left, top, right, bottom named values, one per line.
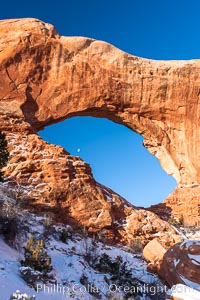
left=0, top=18, right=199, bottom=227
left=1, top=116, right=181, bottom=247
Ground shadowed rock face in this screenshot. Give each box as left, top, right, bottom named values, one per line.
left=143, top=239, right=200, bottom=290
left=160, top=240, right=200, bottom=289
left=0, top=18, right=199, bottom=226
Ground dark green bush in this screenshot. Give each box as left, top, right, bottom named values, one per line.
left=60, top=229, right=68, bottom=243
left=94, top=253, right=140, bottom=298
left=0, top=131, right=9, bottom=182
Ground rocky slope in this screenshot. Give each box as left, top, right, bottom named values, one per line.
left=0, top=115, right=179, bottom=248
left=0, top=18, right=199, bottom=234
left=0, top=208, right=166, bottom=300
left=0, top=185, right=199, bottom=299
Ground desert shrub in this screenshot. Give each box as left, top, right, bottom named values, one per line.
left=79, top=227, right=99, bottom=265
left=82, top=241, right=99, bottom=265
left=80, top=273, right=101, bottom=298
left=0, top=131, right=9, bottom=182
left=9, top=290, right=36, bottom=300
left=0, top=198, right=27, bottom=248
left=128, top=239, right=143, bottom=254
left=94, top=253, right=131, bottom=278
left=20, top=266, right=44, bottom=289
left=42, top=213, right=53, bottom=228
left=20, top=236, right=53, bottom=288
left=21, top=236, right=52, bottom=274
left=1, top=217, right=19, bottom=244
left=94, top=253, right=113, bottom=273
left=1, top=199, right=20, bottom=219
left=60, top=228, right=68, bottom=243
left=179, top=214, right=184, bottom=226
left=94, top=253, right=140, bottom=298
left=168, top=215, right=184, bottom=227
left=0, top=200, right=18, bottom=244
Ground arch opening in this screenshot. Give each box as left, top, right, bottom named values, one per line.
left=39, top=116, right=177, bottom=207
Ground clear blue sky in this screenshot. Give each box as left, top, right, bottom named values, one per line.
left=1, top=0, right=200, bottom=206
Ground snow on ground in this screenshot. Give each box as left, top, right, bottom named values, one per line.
left=188, top=253, right=200, bottom=266
left=178, top=226, right=200, bottom=241
left=166, top=284, right=200, bottom=300
left=0, top=212, right=166, bottom=300
left=0, top=236, right=37, bottom=300
left=0, top=185, right=200, bottom=300
left=47, top=235, right=165, bottom=299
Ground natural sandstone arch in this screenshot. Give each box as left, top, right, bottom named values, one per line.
left=0, top=18, right=199, bottom=225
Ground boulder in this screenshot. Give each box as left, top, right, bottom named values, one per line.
left=143, top=238, right=166, bottom=263
left=160, top=240, right=200, bottom=290
left=144, top=239, right=200, bottom=291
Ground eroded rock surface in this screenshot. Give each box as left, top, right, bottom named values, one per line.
left=143, top=239, right=200, bottom=292
left=0, top=18, right=199, bottom=227
left=160, top=240, right=200, bottom=290
left=0, top=115, right=180, bottom=246
left=143, top=238, right=167, bottom=263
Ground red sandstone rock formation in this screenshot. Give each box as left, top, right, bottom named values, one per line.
left=0, top=18, right=199, bottom=227
left=143, top=238, right=167, bottom=263
left=0, top=115, right=180, bottom=246
left=143, top=239, right=200, bottom=291
left=160, top=240, right=200, bottom=289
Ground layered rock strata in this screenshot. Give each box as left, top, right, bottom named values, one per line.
left=1, top=115, right=180, bottom=246
left=0, top=18, right=199, bottom=226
